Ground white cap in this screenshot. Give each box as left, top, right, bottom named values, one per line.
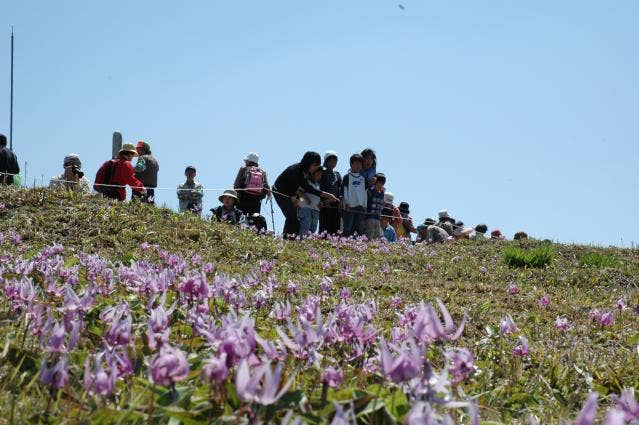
left=384, top=192, right=395, bottom=204
left=244, top=152, right=260, bottom=164
left=324, top=150, right=338, bottom=162
left=438, top=209, right=450, bottom=219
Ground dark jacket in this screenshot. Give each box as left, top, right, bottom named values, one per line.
left=211, top=206, right=245, bottom=225
left=0, top=146, right=20, bottom=185
left=134, top=154, right=159, bottom=187
left=273, top=163, right=322, bottom=197
left=320, top=168, right=342, bottom=206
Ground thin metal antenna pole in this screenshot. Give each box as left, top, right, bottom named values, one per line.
left=9, top=27, right=14, bottom=150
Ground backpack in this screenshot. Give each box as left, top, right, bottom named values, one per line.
left=94, top=160, right=120, bottom=199
left=244, top=166, right=265, bottom=196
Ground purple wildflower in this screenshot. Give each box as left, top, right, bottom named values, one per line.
left=538, top=295, right=550, bottom=309
left=446, top=348, right=475, bottom=384
left=507, top=283, right=519, bottom=295
left=599, top=311, right=614, bottom=327
left=286, top=281, right=299, bottom=294
left=390, top=296, right=403, bottom=308
left=200, top=352, right=229, bottom=383
left=616, top=296, right=627, bottom=312
left=272, top=301, right=292, bottom=321
left=235, top=359, right=294, bottom=405
left=378, top=338, right=421, bottom=383
left=339, top=287, right=351, bottom=301
left=321, top=366, right=344, bottom=388
left=512, top=336, right=529, bottom=357
left=46, top=322, right=67, bottom=353
left=499, top=315, right=517, bottom=336
left=412, top=299, right=467, bottom=344
left=320, top=277, right=333, bottom=294
left=40, top=356, right=69, bottom=389
left=611, top=388, right=639, bottom=421
left=84, top=354, right=116, bottom=396
left=149, top=345, right=190, bottom=387
left=574, top=393, right=598, bottom=425
left=554, top=317, right=571, bottom=332
left=603, top=409, right=626, bottom=425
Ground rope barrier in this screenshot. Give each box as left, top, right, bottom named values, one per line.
left=2, top=171, right=488, bottom=234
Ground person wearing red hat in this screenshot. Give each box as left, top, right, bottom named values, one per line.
left=133, top=141, right=159, bottom=204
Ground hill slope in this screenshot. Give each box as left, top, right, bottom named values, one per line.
left=1, top=188, right=638, bottom=424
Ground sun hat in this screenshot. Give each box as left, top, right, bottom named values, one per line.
left=244, top=152, right=260, bottom=164
left=399, top=202, right=410, bottom=214
left=63, top=154, right=82, bottom=169
left=119, top=143, right=138, bottom=157
left=491, top=229, right=505, bottom=239
left=381, top=208, right=394, bottom=218
left=218, top=189, right=239, bottom=204
left=384, top=192, right=395, bottom=204
left=438, top=209, right=450, bottom=220
left=324, top=150, right=338, bottom=162
left=424, top=218, right=436, bottom=226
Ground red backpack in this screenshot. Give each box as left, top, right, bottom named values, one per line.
left=244, top=166, right=265, bottom=196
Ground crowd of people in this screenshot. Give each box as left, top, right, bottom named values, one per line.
left=0, top=133, right=528, bottom=243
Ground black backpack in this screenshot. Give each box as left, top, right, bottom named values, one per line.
left=94, top=160, right=120, bottom=199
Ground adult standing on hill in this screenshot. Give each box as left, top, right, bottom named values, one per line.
left=133, top=141, right=159, bottom=204
left=272, top=151, right=339, bottom=237
left=94, top=143, right=146, bottom=201
left=233, top=152, right=270, bottom=216
left=0, top=134, right=20, bottom=185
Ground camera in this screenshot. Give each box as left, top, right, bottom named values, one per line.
left=71, top=165, right=84, bottom=179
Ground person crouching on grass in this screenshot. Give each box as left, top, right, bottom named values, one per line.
left=380, top=208, right=397, bottom=242
left=211, top=190, right=246, bottom=226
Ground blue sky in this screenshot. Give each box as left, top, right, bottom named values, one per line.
left=1, top=1, right=638, bottom=246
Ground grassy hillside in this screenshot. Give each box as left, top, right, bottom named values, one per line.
left=1, top=188, right=638, bottom=424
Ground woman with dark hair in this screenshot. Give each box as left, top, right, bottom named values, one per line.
left=273, top=151, right=339, bottom=237
left=360, top=148, right=377, bottom=189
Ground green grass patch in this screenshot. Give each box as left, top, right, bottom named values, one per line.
left=579, top=251, right=619, bottom=268
left=503, top=245, right=554, bottom=268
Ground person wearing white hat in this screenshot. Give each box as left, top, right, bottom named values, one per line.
left=233, top=152, right=270, bottom=217
left=211, top=189, right=246, bottom=225
left=49, top=153, right=91, bottom=193
left=319, top=151, right=342, bottom=235
left=383, top=192, right=406, bottom=239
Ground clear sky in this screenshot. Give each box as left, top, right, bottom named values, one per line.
left=1, top=1, right=638, bottom=247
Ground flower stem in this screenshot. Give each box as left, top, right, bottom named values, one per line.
left=147, top=382, right=156, bottom=425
